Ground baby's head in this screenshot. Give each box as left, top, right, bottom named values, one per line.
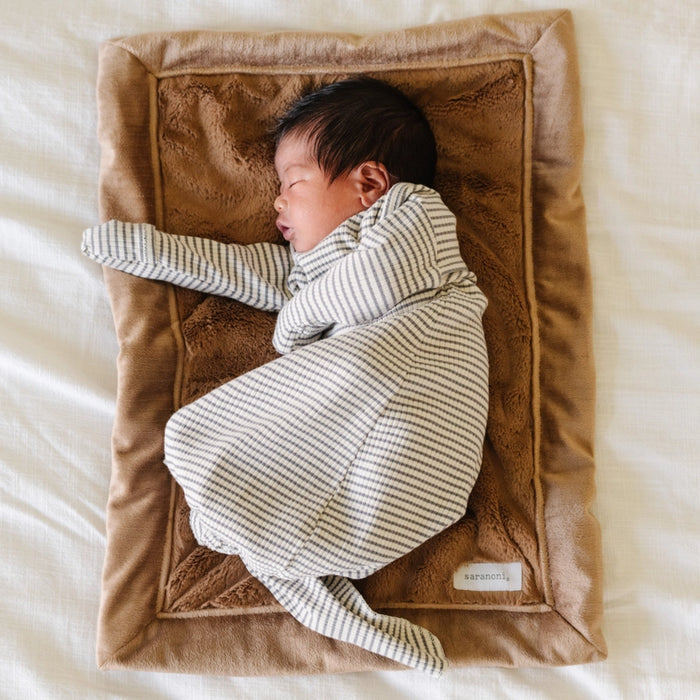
left=273, top=77, right=437, bottom=252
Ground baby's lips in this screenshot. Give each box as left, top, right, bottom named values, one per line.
left=276, top=220, right=293, bottom=241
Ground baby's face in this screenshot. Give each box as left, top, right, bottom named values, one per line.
left=274, top=134, right=366, bottom=253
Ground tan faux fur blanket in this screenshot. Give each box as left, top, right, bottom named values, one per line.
left=94, top=9, right=605, bottom=675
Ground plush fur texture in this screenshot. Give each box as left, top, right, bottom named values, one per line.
left=95, top=10, right=605, bottom=675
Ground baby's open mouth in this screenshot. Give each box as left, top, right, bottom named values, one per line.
left=276, top=221, right=293, bottom=241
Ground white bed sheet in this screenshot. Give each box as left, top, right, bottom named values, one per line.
left=1, top=1, right=698, bottom=697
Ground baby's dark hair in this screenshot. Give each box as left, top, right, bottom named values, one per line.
left=274, top=76, right=437, bottom=187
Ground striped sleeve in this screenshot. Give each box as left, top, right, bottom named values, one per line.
left=81, top=220, right=293, bottom=311
left=272, top=186, right=443, bottom=353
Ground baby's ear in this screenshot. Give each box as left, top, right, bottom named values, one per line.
left=355, top=161, right=394, bottom=207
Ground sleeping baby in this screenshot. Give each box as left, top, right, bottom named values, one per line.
left=82, top=77, right=489, bottom=676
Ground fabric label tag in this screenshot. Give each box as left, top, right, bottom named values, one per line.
left=453, top=562, right=522, bottom=591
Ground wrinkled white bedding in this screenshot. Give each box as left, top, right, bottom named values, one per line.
left=1, top=1, right=698, bottom=698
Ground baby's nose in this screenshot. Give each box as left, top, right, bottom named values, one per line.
left=274, top=194, right=286, bottom=212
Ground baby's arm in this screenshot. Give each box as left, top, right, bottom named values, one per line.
left=82, top=220, right=293, bottom=312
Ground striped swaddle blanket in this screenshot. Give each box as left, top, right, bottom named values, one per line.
left=82, top=183, right=489, bottom=675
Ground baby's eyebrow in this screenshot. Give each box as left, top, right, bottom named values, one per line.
left=281, top=162, right=308, bottom=174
